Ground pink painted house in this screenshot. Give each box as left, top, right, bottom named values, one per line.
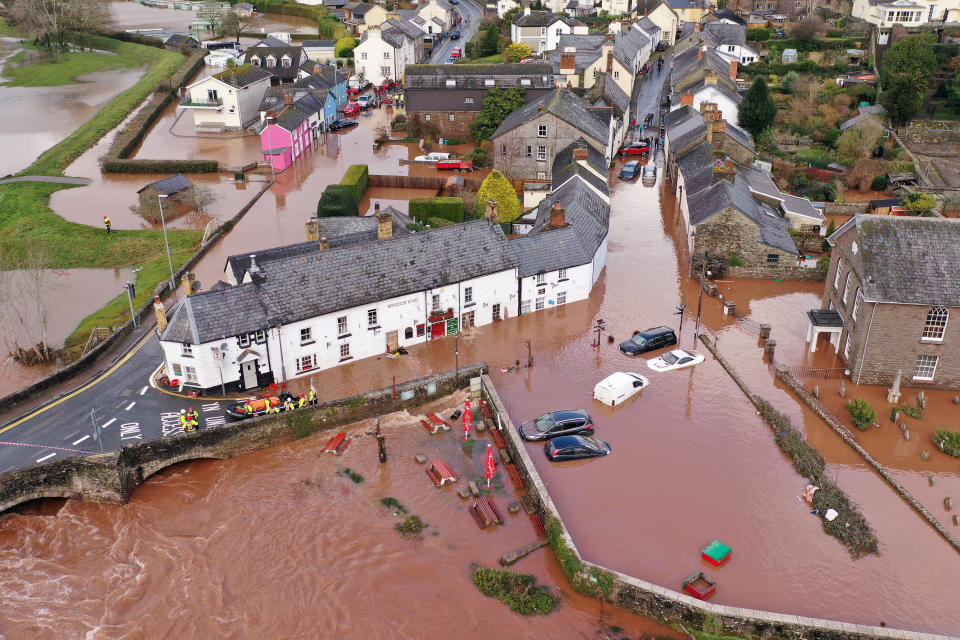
left=260, top=94, right=323, bottom=172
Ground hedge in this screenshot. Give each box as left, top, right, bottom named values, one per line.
left=409, top=197, right=464, bottom=224
left=475, top=170, right=521, bottom=223
left=427, top=217, right=456, bottom=228
left=317, top=183, right=359, bottom=217
left=339, top=164, right=369, bottom=202
left=102, top=159, right=220, bottom=173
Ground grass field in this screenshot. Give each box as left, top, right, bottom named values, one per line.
left=0, top=27, right=203, bottom=358
left=2, top=45, right=151, bottom=87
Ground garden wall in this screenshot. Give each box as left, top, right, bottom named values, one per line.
left=478, top=374, right=951, bottom=640
left=905, top=120, right=960, bottom=145
left=823, top=202, right=868, bottom=215
left=727, top=265, right=826, bottom=281
left=0, top=364, right=485, bottom=514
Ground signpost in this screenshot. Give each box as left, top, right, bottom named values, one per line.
left=89, top=408, right=103, bottom=453
left=211, top=343, right=227, bottom=396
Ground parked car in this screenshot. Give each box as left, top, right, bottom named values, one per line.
left=619, top=326, right=677, bottom=356
left=451, top=47, right=462, bottom=58
left=329, top=119, right=358, bottom=131
left=343, top=101, right=360, bottom=116
left=357, top=94, right=373, bottom=109
left=642, top=164, right=657, bottom=185
left=226, top=392, right=294, bottom=420
left=656, top=41, right=668, bottom=51
left=451, top=30, right=460, bottom=39
left=647, top=349, right=705, bottom=372
left=619, top=160, right=641, bottom=180
left=414, top=152, right=452, bottom=162
left=519, top=409, right=594, bottom=441
left=620, top=142, right=650, bottom=156
left=593, top=372, right=649, bottom=407
left=544, top=435, right=611, bottom=462
left=446, top=56, right=456, bottom=64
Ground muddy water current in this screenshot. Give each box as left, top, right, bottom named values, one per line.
left=0, top=395, right=682, bottom=639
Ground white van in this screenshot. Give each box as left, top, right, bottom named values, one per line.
left=593, top=372, right=649, bottom=407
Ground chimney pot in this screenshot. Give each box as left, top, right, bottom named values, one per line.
left=694, top=23, right=701, bottom=32
left=485, top=197, right=499, bottom=225
left=573, top=146, right=588, bottom=162
left=729, top=60, right=738, bottom=81
left=320, top=236, right=329, bottom=250
left=305, top=218, right=319, bottom=242
left=184, top=272, right=197, bottom=296
left=681, top=92, right=694, bottom=106
left=698, top=46, right=703, bottom=59
left=313, top=64, right=322, bottom=76
left=154, top=297, right=168, bottom=332
left=550, top=202, right=566, bottom=228
left=284, top=92, right=293, bottom=105
left=377, top=212, right=392, bottom=240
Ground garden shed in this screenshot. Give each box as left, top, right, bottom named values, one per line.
left=781, top=49, right=798, bottom=64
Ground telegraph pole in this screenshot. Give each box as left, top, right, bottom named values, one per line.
left=693, top=253, right=710, bottom=347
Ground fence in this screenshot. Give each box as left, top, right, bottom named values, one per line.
left=367, top=174, right=484, bottom=191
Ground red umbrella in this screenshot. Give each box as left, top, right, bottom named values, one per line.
left=463, top=398, right=473, bottom=441
left=484, top=443, right=496, bottom=487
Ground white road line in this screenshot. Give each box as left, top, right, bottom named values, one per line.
left=36, top=452, right=56, bottom=463
left=140, top=386, right=148, bottom=395
left=125, top=402, right=136, bottom=411
left=73, top=435, right=91, bottom=445
left=102, top=418, right=117, bottom=429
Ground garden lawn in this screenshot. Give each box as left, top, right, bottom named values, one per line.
left=2, top=43, right=154, bottom=87
left=0, top=17, right=19, bottom=37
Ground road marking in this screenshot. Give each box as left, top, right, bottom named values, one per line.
left=0, top=331, right=154, bottom=436
left=120, top=422, right=142, bottom=441
left=202, top=402, right=221, bottom=412
left=161, top=412, right=183, bottom=438
left=204, top=415, right=227, bottom=428
left=36, top=452, right=56, bottom=462
left=125, top=402, right=136, bottom=411
left=102, top=418, right=116, bottom=429
left=63, top=430, right=79, bottom=441
left=72, top=435, right=91, bottom=445
left=140, top=386, right=148, bottom=395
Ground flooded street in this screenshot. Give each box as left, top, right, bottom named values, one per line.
left=0, top=395, right=682, bottom=639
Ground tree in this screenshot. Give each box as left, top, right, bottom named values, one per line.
left=834, top=121, right=882, bottom=165
left=220, top=9, right=256, bottom=43
left=948, top=68, right=960, bottom=108
left=738, top=77, right=777, bottom=138
left=336, top=36, right=358, bottom=59
left=479, top=24, right=500, bottom=57
left=470, top=87, right=527, bottom=142
left=196, top=0, right=227, bottom=35
left=746, top=27, right=770, bottom=42
left=188, top=184, right=218, bottom=215
left=475, top=170, right=522, bottom=223
left=880, top=76, right=925, bottom=125
left=903, top=192, right=937, bottom=215
left=504, top=42, right=532, bottom=63
left=879, top=33, right=938, bottom=124
left=788, top=16, right=825, bottom=45
left=10, top=0, right=111, bottom=48
left=780, top=70, right=800, bottom=94
left=316, top=184, right=359, bottom=217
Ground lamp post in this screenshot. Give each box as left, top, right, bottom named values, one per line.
left=592, top=318, right=606, bottom=347
left=692, top=253, right=711, bottom=348
left=675, top=303, right=686, bottom=343
left=125, top=281, right=138, bottom=328
left=454, top=333, right=459, bottom=384
left=156, top=194, right=176, bottom=292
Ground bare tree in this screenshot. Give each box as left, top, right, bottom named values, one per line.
left=130, top=200, right=162, bottom=224
left=492, top=131, right=530, bottom=180
left=0, top=245, right=57, bottom=363
left=789, top=16, right=826, bottom=44
left=10, top=0, right=112, bottom=49
left=219, top=9, right=257, bottom=43
left=19, top=243, right=55, bottom=362
left=188, top=184, right=218, bottom=215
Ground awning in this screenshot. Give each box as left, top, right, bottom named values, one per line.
left=235, top=348, right=262, bottom=364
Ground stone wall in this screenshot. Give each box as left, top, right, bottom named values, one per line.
left=727, top=265, right=826, bottom=281
left=694, top=205, right=796, bottom=268
left=823, top=202, right=868, bottom=216
left=0, top=364, right=485, bottom=514
left=478, top=374, right=954, bottom=640
left=408, top=110, right=477, bottom=140
left=905, top=120, right=960, bottom=145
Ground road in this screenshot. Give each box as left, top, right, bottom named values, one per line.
left=0, top=332, right=231, bottom=474
left=428, top=0, right=483, bottom=64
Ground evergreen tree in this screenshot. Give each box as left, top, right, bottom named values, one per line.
left=879, top=33, right=937, bottom=124
left=470, top=88, right=527, bottom=141
left=737, top=77, right=777, bottom=139
left=479, top=25, right=500, bottom=57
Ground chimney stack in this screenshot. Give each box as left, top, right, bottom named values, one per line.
left=154, top=297, right=168, bottom=332
left=250, top=254, right=257, bottom=269
left=549, top=202, right=566, bottom=228
left=561, top=48, right=575, bottom=71
left=320, top=236, right=329, bottom=250
left=184, top=272, right=196, bottom=296
left=284, top=92, right=293, bottom=106
left=523, top=6, right=530, bottom=15
left=313, top=64, right=322, bottom=76
left=377, top=211, right=392, bottom=240
left=375, top=202, right=381, bottom=213
left=305, top=218, right=319, bottom=242
left=485, top=197, right=499, bottom=225
left=681, top=92, right=694, bottom=106
left=694, top=23, right=701, bottom=32
left=729, top=60, right=738, bottom=81
left=573, top=146, right=588, bottom=162
left=697, top=46, right=703, bottom=59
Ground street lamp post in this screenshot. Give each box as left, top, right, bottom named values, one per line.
left=592, top=319, right=606, bottom=347
left=156, top=194, right=176, bottom=292
left=125, top=281, right=138, bottom=328
left=692, top=253, right=711, bottom=348
left=454, top=333, right=459, bottom=384
left=675, top=303, right=686, bottom=343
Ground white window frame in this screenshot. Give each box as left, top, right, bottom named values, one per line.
left=337, top=316, right=348, bottom=336
left=914, top=354, right=939, bottom=381
left=239, top=333, right=251, bottom=347
left=368, top=308, right=378, bottom=327
left=922, top=306, right=949, bottom=342
left=340, top=343, right=351, bottom=359
left=558, top=268, right=567, bottom=280
left=851, top=289, right=862, bottom=322
left=537, top=145, right=546, bottom=161
left=535, top=296, right=545, bottom=310
left=181, top=344, right=193, bottom=357
left=300, top=327, right=312, bottom=344
left=360, top=52, right=368, bottom=59
left=833, top=258, right=843, bottom=289
left=520, top=300, right=531, bottom=314
left=540, top=27, right=546, bottom=36
left=431, top=294, right=441, bottom=311
left=464, top=286, right=473, bottom=304
left=184, top=365, right=198, bottom=383
left=841, top=272, right=852, bottom=305
left=537, top=124, right=547, bottom=137
left=557, top=291, right=566, bottom=305
left=535, top=273, right=545, bottom=285
left=296, top=353, right=317, bottom=373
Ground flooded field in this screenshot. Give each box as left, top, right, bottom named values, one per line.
left=109, top=1, right=320, bottom=41
left=0, top=394, right=682, bottom=639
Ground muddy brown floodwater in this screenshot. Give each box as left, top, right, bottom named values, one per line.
left=0, top=393, right=683, bottom=640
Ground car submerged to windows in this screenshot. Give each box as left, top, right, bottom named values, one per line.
left=619, top=326, right=677, bottom=356
left=593, top=372, right=649, bottom=407
left=544, top=435, right=611, bottom=462
left=329, top=119, right=358, bottom=131
left=646, top=349, right=705, bottom=372
left=519, top=409, right=594, bottom=441
left=642, top=164, right=657, bottom=185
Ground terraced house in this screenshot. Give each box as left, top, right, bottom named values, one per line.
left=812, top=216, right=960, bottom=388
left=180, top=64, right=273, bottom=132
left=511, top=8, right=588, bottom=55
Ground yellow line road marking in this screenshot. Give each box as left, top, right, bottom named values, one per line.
left=0, top=331, right=155, bottom=437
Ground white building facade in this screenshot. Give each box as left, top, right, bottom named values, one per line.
left=180, top=65, right=272, bottom=131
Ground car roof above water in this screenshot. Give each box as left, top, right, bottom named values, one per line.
left=638, top=326, right=672, bottom=338
left=552, top=409, right=588, bottom=422
left=548, top=435, right=589, bottom=448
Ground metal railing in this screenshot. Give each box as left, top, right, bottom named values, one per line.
left=179, top=96, right=223, bottom=108
left=81, top=328, right=113, bottom=358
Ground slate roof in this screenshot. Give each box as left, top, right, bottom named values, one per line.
left=404, top=63, right=553, bottom=89
left=558, top=33, right=606, bottom=51
left=637, top=17, right=660, bottom=36
left=490, top=89, right=609, bottom=148
left=670, top=78, right=743, bottom=110
left=708, top=9, right=746, bottom=25
left=552, top=160, right=610, bottom=196
left=513, top=10, right=583, bottom=27
left=550, top=49, right=602, bottom=75
left=675, top=141, right=716, bottom=196
left=615, top=28, right=649, bottom=69
left=275, top=106, right=310, bottom=131
left=552, top=137, right=606, bottom=177
left=724, top=121, right=754, bottom=152
left=703, top=22, right=745, bottom=45
left=840, top=110, right=884, bottom=131
left=302, top=39, right=336, bottom=49
left=664, top=104, right=698, bottom=128
left=394, top=8, right=418, bottom=19
left=527, top=175, right=610, bottom=261
left=584, top=73, right=630, bottom=117
left=244, top=48, right=304, bottom=81
left=666, top=109, right=706, bottom=152
left=161, top=284, right=269, bottom=344
left=384, top=17, right=424, bottom=40
left=254, top=35, right=295, bottom=48
left=351, top=3, right=376, bottom=16
left=688, top=175, right=797, bottom=254
left=165, top=34, right=199, bottom=47
left=212, top=64, right=273, bottom=88
left=842, top=216, right=960, bottom=305
left=511, top=226, right=590, bottom=277
left=137, top=173, right=193, bottom=195
left=672, top=49, right=732, bottom=88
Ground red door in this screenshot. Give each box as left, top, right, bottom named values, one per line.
left=431, top=321, right=446, bottom=338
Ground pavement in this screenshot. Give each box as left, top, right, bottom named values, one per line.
left=0, top=175, right=92, bottom=185
left=428, top=0, right=482, bottom=64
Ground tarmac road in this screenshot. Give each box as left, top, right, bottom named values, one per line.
left=428, top=0, right=482, bottom=64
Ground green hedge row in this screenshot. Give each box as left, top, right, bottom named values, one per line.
left=317, top=184, right=359, bottom=217
left=427, top=217, right=455, bottom=228
left=409, top=197, right=464, bottom=224
left=103, top=159, right=220, bottom=173
left=339, top=164, right=369, bottom=202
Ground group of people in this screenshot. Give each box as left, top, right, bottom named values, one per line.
left=242, top=389, right=318, bottom=416
left=179, top=408, right=199, bottom=432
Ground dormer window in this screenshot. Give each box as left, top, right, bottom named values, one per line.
left=521, top=78, right=531, bottom=86
left=446, top=79, right=456, bottom=87
left=251, top=55, right=261, bottom=66
left=266, top=55, right=276, bottom=67
left=281, top=55, right=291, bottom=67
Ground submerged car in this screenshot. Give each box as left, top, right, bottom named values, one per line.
left=357, top=94, right=373, bottom=109
left=544, top=435, right=611, bottom=462
left=646, top=349, right=705, bottom=372
left=329, top=119, right=358, bottom=131
left=519, top=409, right=594, bottom=441
left=593, top=372, right=649, bottom=407
left=642, top=164, right=657, bottom=185
left=343, top=101, right=360, bottom=116
left=619, top=326, right=677, bottom=356
left=619, top=160, right=641, bottom=180
left=226, top=392, right=294, bottom=420
left=414, top=152, right=452, bottom=162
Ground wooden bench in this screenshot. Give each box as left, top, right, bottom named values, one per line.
left=529, top=513, right=546, bottom=538
left=322, top=432, right=347, bottom=454
left=421, top=413, right=451, bottom=434
left=469, top=497, right=504, bottom=529
left=506, top=463, right=524, bottom=489
left=479, top=399, right=493, bottom=420
left=426, top=459, right=458, bottom=486
left=490, top=428, right=506, bottom=449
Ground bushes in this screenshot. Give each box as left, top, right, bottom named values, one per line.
left=746, top=27, right=771, bottom=42
left=426, top=217, right=455, bottom=228
left=934, top=429, right=960, bottom=457
left=409, top=197, right=464, bottom=224
left=336, top=36, right=357, bottom=58
left=871, top=174, right=888, bottom=190
left=339, top=164, right=369, bottom=201
left=465, top=148, right=490, bottom=168
left=475, top=170, right=521, bottom=222
left=103, top=159, right=219, bottom=173
left=847, top=397, right=877, bottom=431
left=472, top=567, right=558, bottom=616
left=316, top=184, right=359, bottom=217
